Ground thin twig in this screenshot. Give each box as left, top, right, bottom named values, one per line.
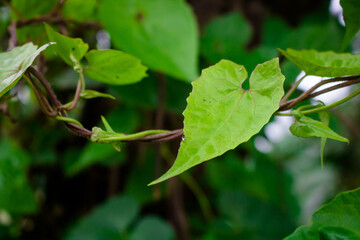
left=7, top=20, right=17, bottom=50
left=279, top=76, right=360, bottom=111
left=63, top=78, right=82, bottom=111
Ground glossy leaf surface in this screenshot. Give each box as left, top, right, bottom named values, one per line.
left=45, top=23, right=89, bottom=66
left=84, top=50, right=147, bottom=85
left=285, top=188, right=360, bottom=239
left=279, top=49, right=360, bottom=77
left=0, top=42, right=53, bottom=98
left=99, top=0, right=198, bottom=81
left=150, top=58, right=285, bottom=184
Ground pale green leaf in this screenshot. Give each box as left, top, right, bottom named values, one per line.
left=150, top=58, right=285, bottom=185
left=98, top=0, right=198, bottom=82
left=84, top=50, right=147, bottom=85
left=340, top=0, right=360, bottom=50
left=0, top=42, right=54, bottom=98
left=66, top=195, right=139, bottom=240
left=45, top=23, right=89, bottom=66
left=279, top=48, right=360, bottom=77
left=80, top=90, right=116, bottom=100
left=290, top=112, right=349, bottom=143
left=285, top=188, right=360, bottom=239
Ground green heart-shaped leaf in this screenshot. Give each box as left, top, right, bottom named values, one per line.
left=150, top=58, right=285, bottom=185
left=0, top=42, right=54, bottom=98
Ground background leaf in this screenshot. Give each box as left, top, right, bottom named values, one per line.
left=11, top=0, right=57, bottom=19
left=84, top=49, right=148, bottom=85
left=98, top=0, right=198, bottom=81
left=151, top=58, right=285, bottom=184
left=62, top=0, right=98, bottom=22
left=66, top=195, right=139, bottom=240
left=129, top=216, right=175, bottom=240
left=285, top=188, right=360, bottom=239
left=340, top=0, right=360, bottom=50
left=0, top=139, right=37, bottom=214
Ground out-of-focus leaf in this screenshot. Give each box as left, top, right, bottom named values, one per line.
left=340, top=0, right=360, bottom=50
left=125, top=150, right=157, bottom=204
left=109, top=74, right=191, bottom=114
left=214, top=190, right=296, bottom=240
left=0, top=7, right=10, bottom=39
left=129, top=216, right=175, bottom=240
left=45, top=23, right=89, bottom=66
left=201, top=12, right=251, bottom=63
left=66, top=195, right=139, bottom=240
left=285, top=188, right=360, bottom=239
left=62, top=0, right=97, bottom=22
left=80, top=89, right=116, bottom=100
left=150, top=58, right=285, bottom=185
left=16, top=25, right=47, bottom=45
left=11, top=0, right=57, bottom=19
left=65, top=142, right=118, bottom=176
left=84, top=50, right=147, bottom=85
left=279, top=48, right=360, bottom=77
left=290, top=111, right=349, bottom=143
left=263, top=17, right=343, bottom=52
left=0, top=42, right=54, bottom=98
left=0, top=139, right=37, bottom=213
left=99, top=0, right=198, bottom=81
left=205, top=152, right=299, bottom=218
left=201, top=12, right=277, bottom=72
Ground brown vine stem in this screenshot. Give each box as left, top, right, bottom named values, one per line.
left=63, top=78, right=82, bottom=111
left=279, top=75, right=360, bottom=111
left=7, top=20, right=17, bottom=50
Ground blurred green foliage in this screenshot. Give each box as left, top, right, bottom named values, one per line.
left=0, top=0, right=360, bottom=239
